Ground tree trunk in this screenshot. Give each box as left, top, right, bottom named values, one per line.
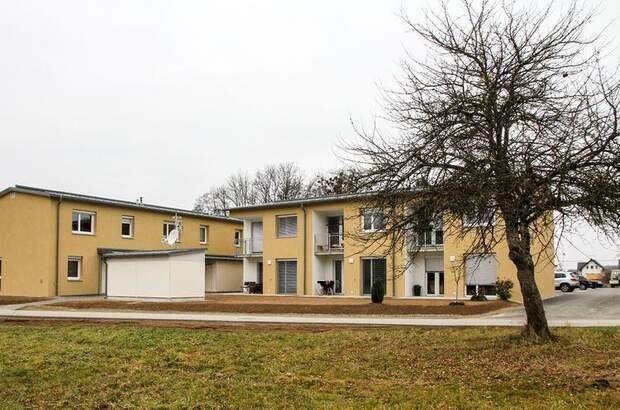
left=505, top=223, right=553, bottom=340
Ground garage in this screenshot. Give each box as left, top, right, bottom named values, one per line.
left=205, top=256, right=244, bottom=293
left=101, top=248, right=206, bottom=299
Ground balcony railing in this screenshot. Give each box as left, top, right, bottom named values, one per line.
left=415, top=229, right=444, bottom=250
left=235, top=237, right=263, bottom=256
left=314, top=233, right=344, bottom=254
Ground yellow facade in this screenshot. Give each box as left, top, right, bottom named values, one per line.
left=230, top=198, right=556, bottom=302
left=0, top=188, right=243, bottom=297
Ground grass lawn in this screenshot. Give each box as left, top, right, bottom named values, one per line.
left=0, top=321, right=618, bottom=409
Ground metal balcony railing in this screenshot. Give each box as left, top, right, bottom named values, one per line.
left=235, top=237, right=263, bottom=256
left=314, top=233, right=344, bottom=254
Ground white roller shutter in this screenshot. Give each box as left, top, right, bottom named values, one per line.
left=278, top=260, right=297, bottom=294
left=425, top=256, right=443, bottom=272
left=277, top=216, right=297, bottom=237
left=465, top=254, right=497, bottom=285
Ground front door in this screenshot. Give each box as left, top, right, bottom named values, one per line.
left=257, top=262, right=263, bottom=284
left=426, top=271, right=444, bottom=296
left=334, top=259, right=343, bottom=294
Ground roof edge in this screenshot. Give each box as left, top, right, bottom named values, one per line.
left=1, top=185, right=242, bottom=223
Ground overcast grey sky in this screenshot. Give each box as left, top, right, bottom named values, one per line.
left=1, top=0, right=619, bottom=267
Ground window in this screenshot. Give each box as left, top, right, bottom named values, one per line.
left=199, top=225, right=208, bottom=245
left=277, top=260, right=297, bottom=294
left=162, top=222, right=180, bottom=242
left=72, top=211, right=95, bottom=234
left=362, top=209, right=386, bottom=232
left=121, top=216, right=134, bottom=238
left=362, top=258, right=386, bottom=295
left=465, top=254, right=497, bottom=296
left=233, top=230, right=242, bottom=247
left=67, top=257, right=81, bottom=281
left=277, top=215, right=297, bottom=238
left=463, top=208, right=496, bottom=227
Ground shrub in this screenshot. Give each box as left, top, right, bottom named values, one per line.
left=496, top=279, right=514, bottom=301
left=413, top=284, right=421, bottom=296
left=470, top=292, right=487, bottom=302
left=371, top=281, right=385, bottom=304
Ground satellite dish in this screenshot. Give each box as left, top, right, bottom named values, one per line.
left=165, top=228, right=179, bottom=246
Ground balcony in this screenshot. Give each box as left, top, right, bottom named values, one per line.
left=236, top=238, right=263, bottom=257
left=314, top=233, right=344, bottom=255
left=415, top=230, right=444, bottom=251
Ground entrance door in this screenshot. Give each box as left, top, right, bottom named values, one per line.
left=362, top=258, right=386, bottom=295
left=257, top=262, right=263, bottom=284
left=426, top=271, right=444, bottom=296
left=334, top=259, right=343, bottom=294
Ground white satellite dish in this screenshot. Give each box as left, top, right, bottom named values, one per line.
left=165, top=228, right=179, bottom=246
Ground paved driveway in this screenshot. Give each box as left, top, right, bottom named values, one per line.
left=493, top=288, right=620, bottom=320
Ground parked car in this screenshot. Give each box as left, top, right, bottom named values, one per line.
left=576, top=275, right=594, bottom=290
left=611, top=271, right=620, bottom=288
left=554, top=271, right=580, bottom=292
left=590, top=280, right=604, bottom=288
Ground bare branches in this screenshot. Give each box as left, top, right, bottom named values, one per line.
left=346, top=0, right=619, bottom=338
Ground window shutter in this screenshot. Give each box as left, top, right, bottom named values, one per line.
left=278, top=261, right=297, bottom=294
left=465, top=255, right=497, bottom=285
left=278, top=216, right=297, bottom=237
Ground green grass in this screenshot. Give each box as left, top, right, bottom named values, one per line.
left=0, top=323, right=618, bottom=409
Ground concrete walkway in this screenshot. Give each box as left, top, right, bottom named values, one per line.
left=0, top=305, right=619, bottom=327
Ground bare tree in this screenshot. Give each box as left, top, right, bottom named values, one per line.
left=226, top=172, right=256, bottom=207
left=274, top=162, right=306, bottom=200
left=348, top=1, right=620, bottom=340
left=193, top=186, right=230, bottom=215
left=195, top=162, right=310, bottom=212
left=309, top=167, right=365, bottom=196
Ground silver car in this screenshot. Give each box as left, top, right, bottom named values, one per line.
left=554, top=272, right=580, bottom=292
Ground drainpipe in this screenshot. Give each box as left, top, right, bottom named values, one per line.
left=301, top=203, right=307, bottom=295
left=103, top=257, right=109, bottom=298
left=392, top=246, right=396, bottom=297
left=55, top=195, right=63, bottom=297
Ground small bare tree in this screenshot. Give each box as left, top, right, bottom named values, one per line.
left=348, top=1, right=620, bottom=340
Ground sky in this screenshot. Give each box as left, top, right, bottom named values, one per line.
left=1, top=0, right=619, bottom=268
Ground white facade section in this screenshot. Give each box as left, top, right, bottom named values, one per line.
left=105, top=251, right=205, bottom=299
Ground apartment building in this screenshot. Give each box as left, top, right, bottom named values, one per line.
left=229, top=194, right=556, bottom=301
left=0, top=185, right=243, bottom=297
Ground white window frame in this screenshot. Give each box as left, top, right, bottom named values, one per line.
left=199, top=225, right=208, bottom=245
left=121, top=216, right=134, bottom=238
left=277, top=215, right=297, bottom=238
left=162, top=221, right=180, bottom=243
left=72, top=210, right=96, bottom=235
left=233, top=230, right=242, bottom=247
left=361, top=209, right=386, bottom=233
left=67, top=256, right=82, bottom=281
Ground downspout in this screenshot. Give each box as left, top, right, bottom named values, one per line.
left=55, top=194, right=63, bottom=297
left=103, top=257, right=109, bottom=298
left=392, top=246, right=396, bottom=297
left=301, top=203, right=307, bottom=295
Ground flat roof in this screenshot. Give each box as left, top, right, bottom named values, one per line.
left=0, top=185, right=241, bottom=223
left=98, top=248, right=242, bottom=261
left=227, top=192, right=379, bottom=212
left=98, top=248, right=207, bottom=258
